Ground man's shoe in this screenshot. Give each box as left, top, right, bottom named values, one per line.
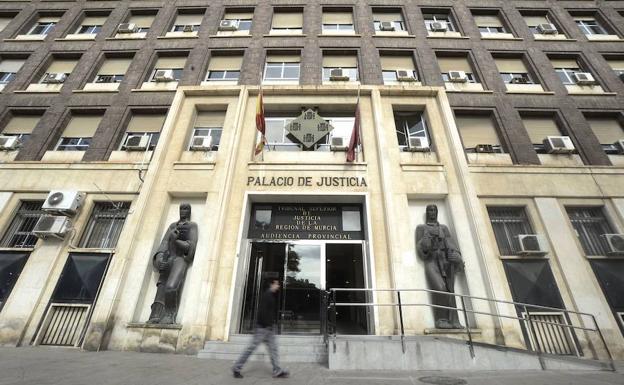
left=232, top=369, right=243, bottom=379
left=273, top=369, right=289, bottom=378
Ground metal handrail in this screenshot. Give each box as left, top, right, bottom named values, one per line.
left=323, top=287, right=614, bottom=368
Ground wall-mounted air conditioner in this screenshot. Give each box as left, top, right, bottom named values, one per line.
left=33, top=215, right=71, bottom=239
left=42, top=190, right=85, bottom=216
left=330, top=136, right=347, bottom=151
left=396, top=70, right=416, bottom=82
left=614, top=139, right=624, bottom=154
left=537, top=23, right=558, bottom=34
left=329, top=68, right=349, bottom=81
left=182, top=25, right=196, bottom=33
left=516, top=234, right=549, bottom=255
left=475, top=144, right=496, bottom=153
left=448, top=70, right=468, bottom=83
left=430, top=22, right=448, bottom=32
left=380, top=21, right=395, bottom=31
left=405, top=137, right=430, bottom=152
left=117, top=23, right=137, bottom=34
left=543, top=136, right=575, bottom=154
left=154, top=69, right=175, bottom=82
left=573, top=72, right=596, bottom=85
left=190, top=136, right=211, bottom=151
left=601, top=234, right=624, bottom=255
left=124, top=135, right=149, bottom=151
left=219, top=20, right=239, bottom=31
left=42, top=73, right=67, bottom=84
left=0, top=135, right=19, bottom=151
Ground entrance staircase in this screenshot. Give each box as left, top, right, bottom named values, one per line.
left=198, top=334, right=327, bottom=363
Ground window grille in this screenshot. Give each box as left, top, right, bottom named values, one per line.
left=566, top=207, right=613, bottom=256
left=488, top=207, right=533, bottom=255
left=0, top=201, right=45, bottom=248
left=79, top=202, right=130, bottom=249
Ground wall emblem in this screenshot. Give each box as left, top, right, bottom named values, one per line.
left=285, top=109, right=334, bottom=149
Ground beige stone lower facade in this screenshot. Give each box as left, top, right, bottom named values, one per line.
left=0, top=85, right=623, bottom=363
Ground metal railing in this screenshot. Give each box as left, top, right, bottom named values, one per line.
left=322, top=288, right=614, bottom=368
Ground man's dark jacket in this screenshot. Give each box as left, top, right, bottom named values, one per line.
left=256, top=288, right=277, bottom=328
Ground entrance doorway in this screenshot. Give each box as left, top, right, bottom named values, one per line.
left=240, top=241, right=368, bottom=335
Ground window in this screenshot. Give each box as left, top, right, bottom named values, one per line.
left=76, top=25, right=101, bottom=34
left=437, top=55, right=477, bottom=83
left=38, top=58, right=78, bottom=84
left=79, top=202, right=130, bottom=249
left=0, top=15, right=15, bottom=32
left=206, top=53, right=242, bottom=82
left=122, top=11, right=156, bottom=34
left=219, top=10, right=253, bottom=34
left=149, top=56, right=186, bottom=82
left=550, top=58, right=585, bottom=85
left=604, top=57, right=624, bottom=80
left=51, top=252, right=110, bottom=303
left=380, top=54, right=417, bottom=84
left=190, top=111, right=224, bottom=151
left=423, top=12, right=456, bottom=33
left=521, top=115, right=563, bottom=153
left=473, top=13, right=508, bottom=35
left=0, top=58, right=25, bottom=85
left=121, top=112, right=166, bottom=150
left=495, top=58, right=534, bottom=84
left=573, top=16, right=608, bottom=36
left=264, top=116, right=354, bottom=151
left=55, top=114, right=102, bottom=151
left=394, top=111, right=430, bottom=149
left=0, top=251, right=29, bottom=310
left=322, top=9, right=354, bottom=33
left=264, top=54, right=300, bottom=82
left=566, top=207, right=614, bottom=256
left=0, top=201, right=45, bottom=248
left=455, top=112, right=504, bottom=153
left=585, top=116, right=624, bottom=154
left=0, top=114, right=41, bottom=147
left=488, top=207, right=534, bottom=255
left=373, top=10, right=406, bottom=33
left=521, top=13, right=558, bottom=35
left=170, top=11, right=203, bottom=33
left=270, top=9, right=303, bottom=34
left=27, top=16, right=59, bottom=35
left=74, top=15, right=107, bottom=35
left=93, top=57, right=132, bottom=84
left=322, top=54, right=358, bottom=82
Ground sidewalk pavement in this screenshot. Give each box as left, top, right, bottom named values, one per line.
left=1, top=347, right=623, bottom=385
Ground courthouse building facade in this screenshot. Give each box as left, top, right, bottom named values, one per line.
left=0, top=0, right=623, bottom=364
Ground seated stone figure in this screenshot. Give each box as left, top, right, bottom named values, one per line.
left=147, top=203, right=198, bottom=324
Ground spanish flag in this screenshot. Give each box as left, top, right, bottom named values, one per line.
left=254, top=91, right=266, bottom=156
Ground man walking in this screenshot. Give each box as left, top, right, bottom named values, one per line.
left=232, top=279, right=289, bottom=378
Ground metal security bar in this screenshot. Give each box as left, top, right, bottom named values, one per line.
left=487, top=207, right=532, bottom=255
left=38, top=303, right=90, bottom=347
left=323, top=288, right=614, bottom=369
left=567, top=207, right=613, bottom=256
left=522, top=312, right=576, bottom=355
left=0, top=201, right=45, bottom=248
left=79, top=202, right=130, bottom=249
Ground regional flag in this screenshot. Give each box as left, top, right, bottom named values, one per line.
left=346, top=99, right=361, bottom=162
left=254, top=91, right=266, bottom=156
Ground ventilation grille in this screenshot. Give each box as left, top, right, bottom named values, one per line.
left=38, top=303, right=90, bottom=347
left=523, top=312, right=577, bottom=356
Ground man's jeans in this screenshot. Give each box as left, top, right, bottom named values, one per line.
left=233, top=326, right=281, bottom=373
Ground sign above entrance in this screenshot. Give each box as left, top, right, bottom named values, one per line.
left=249, top=203, right=364, bottom=240
left=285, top=109, right=334, bottom=149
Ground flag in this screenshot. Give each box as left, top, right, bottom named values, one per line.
left=346, top=99, right=361, bottom=162
left=254, top=91, right=266, bottom=156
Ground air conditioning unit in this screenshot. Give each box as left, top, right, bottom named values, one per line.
left=573, top=72, right=596, bottom=85
left=614, top=139, right=624, bottom=154
left=33, top=215, right=71, bottom=239
left=329, top=68, right=349, bottom=81
left=516, top=234, right=549, bottom=255
left=380, top=21, right=395, bottom=31
left=330, top=136, right=347, bottom=151
left=430, top=21, right=448, bottom=32
left=154, top=69, right=175, bottom=82
left=190, top=136, right=212, bottom=151
left=396, top=70, right=416, bottom=82
left=602, top=234, right=624, bottom=255
left=537, top=23, right=558, bottom=35
left=117, top=23, right=137, bottom=34
left=124, top=134, right=149, bottom=151
left=405, top=136, right=430, bottom=152
left=475, top=144, right=495, bottom=153
left=182, top=24, right=196, bottom=33
left=448, top=70, right=468, bottom=83
left=544, top=136, right=575, bottom=154
left=219, top=20, right=239, bottom=31
left=42, top=73, right=67, bottom=84
left=510, top=77, right=530, bottom=84
left=42, top=190, right=84, bottom=216
left=0, top=135, right=19, bottom=151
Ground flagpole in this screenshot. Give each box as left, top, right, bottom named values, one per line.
left=356, top=85, right=361, bottom=163
left=259, top=69, right=264, bottom=161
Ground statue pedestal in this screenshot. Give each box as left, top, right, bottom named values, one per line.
left=126, top=323, right=183, bottom=353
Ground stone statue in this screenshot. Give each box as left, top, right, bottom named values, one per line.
left=416, top=204, right=464, bottom=329
left=147, top=203, right=198, bottom=324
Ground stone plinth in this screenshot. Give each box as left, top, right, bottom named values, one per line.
left=126, top=323, right=182, bottom=353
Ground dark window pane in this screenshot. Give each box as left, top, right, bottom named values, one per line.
left=502, top=260, right=564, bottom=309
left=0, top=251, right=29, bottom=309
left=51, top=253, right=109, bottom=303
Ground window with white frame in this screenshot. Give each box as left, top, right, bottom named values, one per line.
left=522, top=13, right=556, bottom=35
left=56, top=137, right=91, bottom=151
left=27, top=16, right=60, bottom=35
left=473, top=14, right=508, bottom=34
left=270, top=10, right=303, bottom=34
left=487, top=207, right=534, bottom=255
left=79, top=201, right=130, bottom=249
left=170, top=11, right=203, bottom=32
left=120, top=112, right=166, bottom=150
left=205, top=54, right=242, bottom=82
left=124, top=12, right=156, bottom=33
left=322, top=54, right=358, bottom=81
left=0, top=201, right=45, bottom=248
left=0, top=58, right=24, bottom=85
left=74, top=15, right=107, bottom=35
left=495, top=57, right=535, bottom=84
left=550, top=58, right=581, bottom=85
left=55, top=114, right=102, bottom=151
left=393, top=111, right=430, bottom=149
left=264, top=54, right=300, bottom=82
left=1, top=114, right=41, bottom=147
left=380, top=54, right=417, bottom=84
left=322, top=9, right=354, bottom=33
left=566, top=207, right=615, bottom=256
left=373, top=10, right=406, bottom=32
left=149, top=55, right=186, bottom=82
left=263, top=116, right=354, bottom=151
left=423, top=12, right=456, bottom=32
left=437, top=55, right=478, bottom=83
left=93, top=57, right=132, bottom=84
left=573, top=16, right=609, bottom=36
left=189, top=110, right=224, bottom=150
left=219, top=10, right=253, bottom=34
